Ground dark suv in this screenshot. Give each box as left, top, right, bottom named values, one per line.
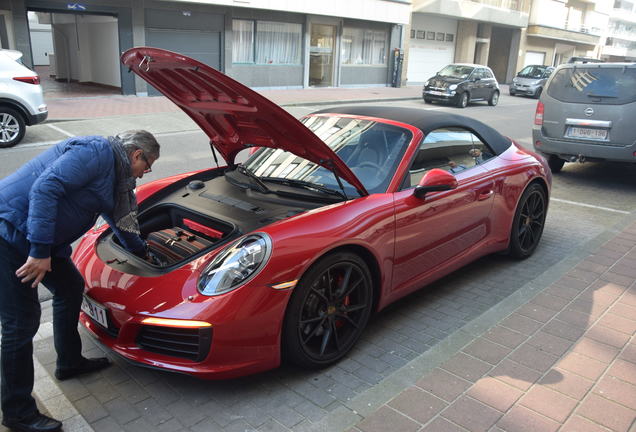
left=422, top=64, right=500, bottom=108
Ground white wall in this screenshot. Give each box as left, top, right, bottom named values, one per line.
left=89, top=22, right=120, bottom=87
left=530, top=0, right=568, bottom=28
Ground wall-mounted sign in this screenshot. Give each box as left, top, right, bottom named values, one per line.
left=67, top=3, right=86, bottom=10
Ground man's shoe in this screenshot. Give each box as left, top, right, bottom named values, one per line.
left=54, top=356, right=111, bottom=381
left=2, top=412, right=62, bottom=432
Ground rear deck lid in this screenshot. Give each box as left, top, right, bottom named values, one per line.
left=121, top=47, right=367, bottom=195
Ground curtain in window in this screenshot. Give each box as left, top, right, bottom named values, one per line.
left=341, top=28, right=387, bottom=65
left=255, top=21, right=301, bottom=64
left=232, top=20, right=254, bottom=63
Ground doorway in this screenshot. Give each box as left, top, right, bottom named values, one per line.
left=309, top=24, right=336, bottom=87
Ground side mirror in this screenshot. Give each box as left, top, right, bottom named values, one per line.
left=414, top=169, right=458, bottom=199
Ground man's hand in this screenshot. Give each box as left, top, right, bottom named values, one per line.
left=16, top=256, right=51, bottom=288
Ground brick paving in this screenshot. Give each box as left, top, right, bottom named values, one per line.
left=351, top=221, right=636, bottom=432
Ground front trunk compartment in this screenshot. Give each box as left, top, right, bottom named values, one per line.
left=95, top=169, right=321, bottom=277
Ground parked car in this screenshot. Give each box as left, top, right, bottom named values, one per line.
left=75, top=47, right=550, bottom=379
left=509, top=65, right=554, bottom=98
left=0, top=49, right=47, bottom=147
left=422, top=63, right=500, bottom=108
left=532, top=62, right=636, bottom=173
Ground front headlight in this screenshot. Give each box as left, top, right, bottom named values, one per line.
left=423, top=80, right=429, bottom=87
left=197, top=233, right=272, bottom=296
left=448, top=84, right=457, bottom=91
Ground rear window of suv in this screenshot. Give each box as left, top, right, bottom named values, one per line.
left=547, top=66, right=636, bottom=105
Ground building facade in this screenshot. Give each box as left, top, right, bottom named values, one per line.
left=601, top=0, right=636, bottom=61
left=407, top=0, right=530, bottom=85
left=0, top=0, right=411, bottom=95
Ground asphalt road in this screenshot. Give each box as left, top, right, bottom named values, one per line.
left=5, top=93, right=636, bottom=431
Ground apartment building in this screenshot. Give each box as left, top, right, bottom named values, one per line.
left=602, top=0, right=636, bottom=61
left=407, top=0, right=530, bottom=84
left=0, top=0, right=411, bottom=95
left=521, top=0, right=610, bottom=67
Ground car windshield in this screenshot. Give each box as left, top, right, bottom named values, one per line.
left=518, top=65, right=547, bottom=79
left=547, top=66, right=636, bottom=105
left=438, top=65, right=474, bottom=79
left=242, top=116, right=412, bottom=196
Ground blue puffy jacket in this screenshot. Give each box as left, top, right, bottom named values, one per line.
left=0, top=136, right=145, bottom=259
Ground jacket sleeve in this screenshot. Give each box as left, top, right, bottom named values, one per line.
left=27, top=139, right=103, bottom=258
left=101, top=214, right=147, bottom=257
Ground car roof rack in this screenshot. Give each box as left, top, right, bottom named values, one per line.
left=566, top=56, right=604, bottom=64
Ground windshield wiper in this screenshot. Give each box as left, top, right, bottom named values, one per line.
left=261, top=177, right=346, bottom=199
left=587, top=93, right=617, bottom=99
left=236, top=165, right=270, bottom=194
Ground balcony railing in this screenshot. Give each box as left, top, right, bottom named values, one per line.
left=469, top=0, right=531, bottom=13
left=563, top=20, right=603, bottom=36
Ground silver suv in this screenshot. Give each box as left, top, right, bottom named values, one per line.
left=0, top=49, right=48, bottom=147
left=532, top=62, right=636, bottom=172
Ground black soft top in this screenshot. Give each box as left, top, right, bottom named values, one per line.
left=312, top=106, right=512, bottom=155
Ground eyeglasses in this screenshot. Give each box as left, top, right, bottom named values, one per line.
left=140, top=152, right=152, bottom=174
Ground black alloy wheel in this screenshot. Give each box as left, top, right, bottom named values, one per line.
left=488, top=90, right=499, bottom=106
left=456, top=92, right=469, bottom=108
left=509, top=183, right=547, bottom=259
left=283, top=252, right=373, bottom=368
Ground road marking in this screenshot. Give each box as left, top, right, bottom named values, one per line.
left=552, top=197, right=631, bottom=214
left=46, top=123, right=75, bottom=137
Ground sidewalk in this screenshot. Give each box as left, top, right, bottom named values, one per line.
left=347, top=219, right=636, bottom=432
left=44, top=85, right=426, bottom=121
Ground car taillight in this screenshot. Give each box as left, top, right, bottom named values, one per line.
left=534, top=101, right=544, bottom=126
left=13, top=76, right=40, bottom=85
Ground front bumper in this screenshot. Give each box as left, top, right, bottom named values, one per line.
left=422, top=88, right=457, bottom=103
left=510, top=84, right=539, bottom=96
left=532, top=127, right=636, bottom=163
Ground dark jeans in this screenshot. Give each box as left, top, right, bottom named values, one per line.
left=0, top=237, right=84, bottom=422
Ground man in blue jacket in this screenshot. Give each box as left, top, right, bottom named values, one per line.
left=0, top=130, right=159, bottom=432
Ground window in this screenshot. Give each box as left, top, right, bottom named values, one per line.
left=436, top=32, right=445, bottom=41
left=232, top=19, right=302, bottom=64
left=404, top=127, right=495, bottom=189
left=482, top=69, right=494, bottom=79
left=547, top=66, right=636, bottom=105
left=446, top=33, right=454, bottom=42
left=341, top=28, right=388, bottom=65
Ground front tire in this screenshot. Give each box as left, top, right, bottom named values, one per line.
left=424, top=98, right=432, bottom=104
left=456, top=92, right=469, bottom=108
left=508, top=183, right=547, bottom=259
left=488, top=90, right=499, bottom=106
left=283, top=252, right=373, bottom=369
left=0, top=108, right=26, bottom=148
left=534, top=87, right=543, bottom=99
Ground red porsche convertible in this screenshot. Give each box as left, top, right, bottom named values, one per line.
left=73, top=47, right=551, bottom=379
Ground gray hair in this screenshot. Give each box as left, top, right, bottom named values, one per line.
left=116, top=130, right=160, bottom=160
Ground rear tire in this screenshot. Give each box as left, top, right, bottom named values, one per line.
left=488, top=91, right=499, bottom=106
left=546, top=154, right=565, bottom=173
left=508, top=183, right=547, bottom=259
left=424, top=98, right=432, bottom=104
left=0, top=108, right=26, bottom=148
left=456, top=92, right=469, bottom=108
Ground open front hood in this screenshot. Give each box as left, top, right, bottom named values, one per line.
left=122, top=47, right=367, bottom=195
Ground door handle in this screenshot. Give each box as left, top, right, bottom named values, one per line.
left=478, top=190, right=494, bottom=201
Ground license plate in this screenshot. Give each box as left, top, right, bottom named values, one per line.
left=567, top=126, right=608, bottom=140
left=427, top=90, right=445, bottom=96
left=81, top=296, right=108, bottom=328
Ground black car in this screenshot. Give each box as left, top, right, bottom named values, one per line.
left=422, top=64, right=500, bottom=108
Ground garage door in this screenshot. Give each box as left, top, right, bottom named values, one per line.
left=407, top=44, right=455, bottom=84
left=524, top=51, right=546, bottom=67
left=145, top=29, right=221, bottom=96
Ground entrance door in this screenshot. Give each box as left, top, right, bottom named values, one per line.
left=309, top=24, right=335, bottom=87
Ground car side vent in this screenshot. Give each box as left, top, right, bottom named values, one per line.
left=137, top=326, right=212, bottom=362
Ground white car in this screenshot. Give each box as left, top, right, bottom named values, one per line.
left=0, top=49, right=47, bottom=147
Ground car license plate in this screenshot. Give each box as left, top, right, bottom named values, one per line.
left=567, top=126, right=608, bottom=140
left=427, top=90, right=445, bottom=96
left=81, top=296, right=108, bottom=328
